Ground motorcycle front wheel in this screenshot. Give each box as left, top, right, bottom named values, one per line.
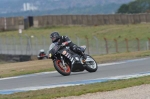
left=85, top=55, right=98, bottom=72
left=53, top=59, right=71, bottom=76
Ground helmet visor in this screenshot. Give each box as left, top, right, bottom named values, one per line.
left=50, top=36, right=56, bottom=41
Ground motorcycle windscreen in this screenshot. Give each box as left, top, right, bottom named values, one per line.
left=49, top=45, right=60, bottom=56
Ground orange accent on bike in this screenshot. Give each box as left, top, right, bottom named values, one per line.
left=56, top=60, right=71, bottom=73
left=62, top=51, right=67, bottom=55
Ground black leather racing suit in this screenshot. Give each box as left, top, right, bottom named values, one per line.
left=55, top=36, right=84, bottom=56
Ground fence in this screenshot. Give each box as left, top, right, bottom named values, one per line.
left=0, top=35, right=150, bottom=56
left=1, top=13, right=150, bottom=31
left=33, top=14, right=150, bottom=27
left=0, top=17, right=24, bottom=31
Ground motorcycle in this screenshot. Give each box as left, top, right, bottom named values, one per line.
left=37, top=49, right=48, bottom=60
left=48, top=42, right=98, bottom=76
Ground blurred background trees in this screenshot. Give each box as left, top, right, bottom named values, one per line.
left=117, top=0, right=150, bottom=13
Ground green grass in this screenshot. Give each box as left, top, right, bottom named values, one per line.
left=0, top=76, right=150, bottom=99
left=0, top=23, right=150, bottom=41
left=0, top=68, right=55, bottom=78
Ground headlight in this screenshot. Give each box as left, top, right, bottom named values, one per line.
left=49, top=53, right=52, bottom=58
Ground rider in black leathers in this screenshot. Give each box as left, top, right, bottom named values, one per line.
left=50, top=32, right=87, bottom=61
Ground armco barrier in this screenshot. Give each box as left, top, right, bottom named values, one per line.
left=0, top=54, right=31, bottom=62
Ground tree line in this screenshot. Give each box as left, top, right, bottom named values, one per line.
left=0, top=0, right=149, bottom=17
left=117, top=0, right=150, bottom=13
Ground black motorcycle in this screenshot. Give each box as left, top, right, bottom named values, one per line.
left=48, top=42, right=98, bottom=76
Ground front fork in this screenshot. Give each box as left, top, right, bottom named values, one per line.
left=60, top=55, right=65, bottom=66
left=60, top=55, right=70, bottom=72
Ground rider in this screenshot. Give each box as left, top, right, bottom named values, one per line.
left=50, top=31, right=87, bottom=61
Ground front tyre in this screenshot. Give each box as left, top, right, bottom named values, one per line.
left=85, top=55, right=98, bottom=72
left=54, top=60, right=71, bottom=76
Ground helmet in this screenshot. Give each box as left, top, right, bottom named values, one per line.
left=39, top=49, right=44, bottom=52
left=50, top=32, right=60, bottom=42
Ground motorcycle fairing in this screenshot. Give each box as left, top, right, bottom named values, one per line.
left=58, top=48, right=75, bottom=64
left=71, top=62, right=84, bottom=72
left=59, top=48, right=85, bottom=72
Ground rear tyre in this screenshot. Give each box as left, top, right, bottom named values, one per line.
left=54, top=60, right=71, bottom=76
left=85, top=55, right=98, bottom=72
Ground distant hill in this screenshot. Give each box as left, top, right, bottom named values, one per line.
left=0, top=0, right=133, bottom=17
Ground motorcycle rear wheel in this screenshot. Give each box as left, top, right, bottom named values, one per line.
left=54, top=60, right=71, bottom=76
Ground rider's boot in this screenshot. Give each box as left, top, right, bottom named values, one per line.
left=76, top=47, right=87, bottom=62
left=81, top=52, right=87, bottom=63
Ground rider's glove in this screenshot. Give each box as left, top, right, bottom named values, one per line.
left=62, top=42, right=68, bottom=46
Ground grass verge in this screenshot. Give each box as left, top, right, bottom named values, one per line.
left=0, top=75, right=149, bottom=99
left=0, top=23, right=150, bottom=41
